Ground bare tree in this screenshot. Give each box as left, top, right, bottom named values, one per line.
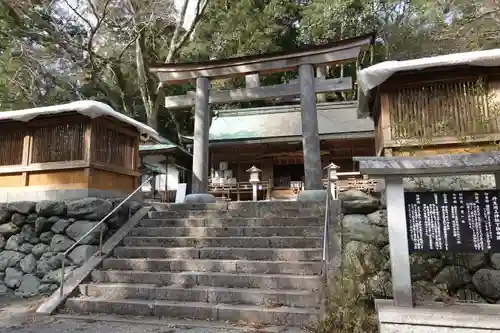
left=95, top=0, right=209, bottom=136
left=147, top=0, right=209, bottom=140
left=2, top=0, right=209, bottom=136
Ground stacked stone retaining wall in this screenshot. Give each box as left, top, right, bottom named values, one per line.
left=339, top=189, right=498, bottom=304
left=0, top=198, right=141, bottom=298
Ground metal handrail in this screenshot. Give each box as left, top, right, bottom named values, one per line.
left=322, top=166, right=337, bottom=281
left=323, top=173, right=332, bottom=264
left=59, top=175, right=154, bottom=297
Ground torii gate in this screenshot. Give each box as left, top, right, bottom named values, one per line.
left=150, top=32, right=375, bottom=203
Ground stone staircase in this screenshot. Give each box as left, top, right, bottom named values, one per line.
left=63, top=202, right=325, bottom=328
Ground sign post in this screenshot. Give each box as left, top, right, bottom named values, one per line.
left=385, top=177, right=413, bottom=307
left=354, top=152, right=500, bottom=310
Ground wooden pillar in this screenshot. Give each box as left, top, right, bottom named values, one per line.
left=380, top=92, right=392, bottom=150
left=133, top=135, right=140, bottom=188
left=84, top=122, right=93, bottom=163
left=299, top=64, right=323, bottom=190
left=82, top=122, right=93, bottom=187
left=191, top=77, right=211, bottom=194
left=21, top=132, right=31, bottom=186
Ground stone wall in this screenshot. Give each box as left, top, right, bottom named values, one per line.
left=0, top=198, right=140, bottom=298
left=339, top=189, right=499, bottom=304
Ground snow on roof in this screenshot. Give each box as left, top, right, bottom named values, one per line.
left=0, top=100, right=161, bottom=141
left=357, top=48, right=500, bottom=118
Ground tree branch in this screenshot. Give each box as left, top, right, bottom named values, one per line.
left=156, top=0, right=209, bottom=91
left=117, top=24, right=149, bottom=60
left=165, top=0, right=190, bottom=62
left=462, top=9, right=500, bottom=27
left=166, top=0, right=209, bottom=62
left=0, top=0, right=23, bottom=26
left=62, top=0, right=94, bottom=30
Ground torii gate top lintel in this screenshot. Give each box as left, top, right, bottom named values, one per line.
left=150, top=32, right=376, bottom=83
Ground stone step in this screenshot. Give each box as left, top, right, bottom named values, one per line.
left=151, top=202, right=227, bottom=211
left=101, top=258, right=322, bottom=275
left=148, top=209, right=324, bottom=219
left=65, top=297, right=319, bottom=326
left=122, top=236, right=322, bottom=248
left=152, top=201, right=322, bottom=211
left=113, top=246, right=322, bottom=261
left=139, top=217, right=322, bottom=228
left=151, top=201, right=323, bottom=213
left=78, top=283, right=320, bottom=308
left=91, top=270, right=322, bottom=290
left=128, top=226, right=323, bottom=237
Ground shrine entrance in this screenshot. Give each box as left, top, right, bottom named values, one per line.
left=273, top=164, right=304, bottom=188
left=150, top=32, right=376, bottom=203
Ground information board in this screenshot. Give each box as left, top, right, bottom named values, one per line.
left=404, top=190, right=500, bottom=253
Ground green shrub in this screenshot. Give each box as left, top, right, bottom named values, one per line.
left=315, top=256, right=378, bottom=333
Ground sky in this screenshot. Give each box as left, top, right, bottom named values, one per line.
left=174, top=0, right=197, bottom=29
left=61, top=0, right=197, bottom=29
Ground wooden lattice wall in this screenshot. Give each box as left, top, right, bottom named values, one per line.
left=0, top=114, right=140, bottom=193
left=388, top=79, right=495, bottom=140
left=0, top=119, right=137, bottom=169
left=0, top=128, right=24, bottom=166
left=92, top=123, right=135, bottom=170
left=376, top=69, right=500, bottom=156
left=31, top=123, right=86, bottom=163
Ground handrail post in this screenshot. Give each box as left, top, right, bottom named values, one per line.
left=322, top=163, right=339, bottom=281
left=58, top=175, right=154, bottom=299
left=322, top=175, right=331, bottom=262
left=59, top=256, right=65, bottom=298
left=99, top=227, right=104, bottom=255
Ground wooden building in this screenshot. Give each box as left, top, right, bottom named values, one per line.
left=0, top=101, right=159, bottom=202
left=208, top=101, right=376, bottom=200
left=139, top=138, right=192, bottom=202
left=357, top=48, right=500, bottom=157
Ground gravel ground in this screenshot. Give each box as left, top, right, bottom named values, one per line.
left=0, top=296, right=310, bottom=333
left=0, top=318, right=237, bottom=333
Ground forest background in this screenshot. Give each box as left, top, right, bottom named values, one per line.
left=1, top=0, right=498, bottom=144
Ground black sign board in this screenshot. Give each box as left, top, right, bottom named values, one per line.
left=405, top=190, right=500, bottom=253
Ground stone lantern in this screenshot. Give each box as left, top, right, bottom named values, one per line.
left=247, top=165, right=261, bottom=201
left=324, top=162, right=339, bottom=199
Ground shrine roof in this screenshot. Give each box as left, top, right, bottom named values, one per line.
left=0, top=100, right=161, bottom=141
left=139, top=143, right=177, bottom=151
left=357, top=48, right=500, bottom=119
left=354, top=152, right=500, bottom=177
left=139, top=137, right=192, bottom=157
left=209, top=101, right=374, bottom=143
